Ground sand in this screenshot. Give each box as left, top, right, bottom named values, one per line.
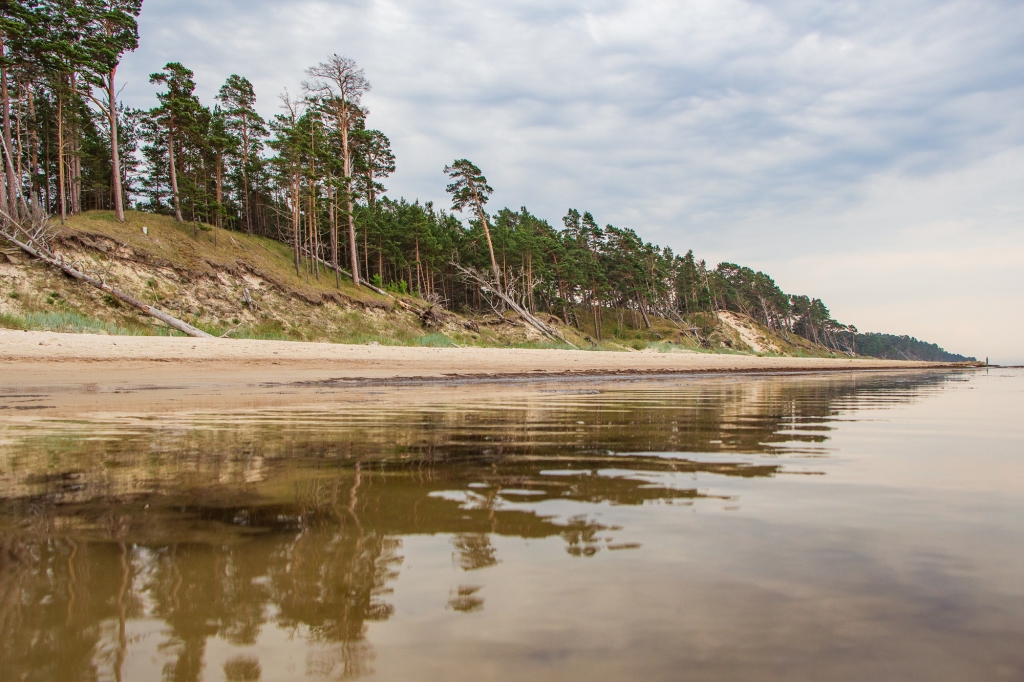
left=1, top=328, right=966, bottom=406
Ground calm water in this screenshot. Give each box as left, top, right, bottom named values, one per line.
left=1, top=369, right=1022, bottom=681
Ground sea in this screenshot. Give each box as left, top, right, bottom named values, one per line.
left=0, top=368, right=1021, bottom=681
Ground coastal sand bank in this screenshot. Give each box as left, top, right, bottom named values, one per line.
left=1, top=329, right=974, bottom=415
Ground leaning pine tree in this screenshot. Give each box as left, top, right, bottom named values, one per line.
left=444, top=159, right=501, bottom=291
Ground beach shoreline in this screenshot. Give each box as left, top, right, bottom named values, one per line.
left=3, top=328, right=974, bottom=389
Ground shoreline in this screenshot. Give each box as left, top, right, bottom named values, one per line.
left=2, top=327, right=975, bottom=394
left=0, top=329, right=979, bottom=416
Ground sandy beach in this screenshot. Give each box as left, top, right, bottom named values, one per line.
left=0, top=328, right=969, bottom=409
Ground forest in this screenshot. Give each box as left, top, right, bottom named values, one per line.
left=0, top=1, right=971, bottom=359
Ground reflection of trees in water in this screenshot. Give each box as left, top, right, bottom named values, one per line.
left=224, top=656, right=262, bottom=681
left=0, top=535, right=139, bottom=682
left=0, top=373, right=960, bottom=504
left=447, top=585, right=484, bottom=613
left=0, top=530, right=399, bottom=681
left=452, top=534, right=499, bottom=571
left=561, top=516, right=608, bottom=558
left=0, top=451, right=768, bottom=681
left=0, top=372, right=963, bottom=680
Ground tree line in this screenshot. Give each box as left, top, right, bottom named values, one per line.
left=1, top=0, right=958, bottom=357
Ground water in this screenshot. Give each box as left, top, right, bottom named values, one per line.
left=1, top=369, right=1022, bottom=681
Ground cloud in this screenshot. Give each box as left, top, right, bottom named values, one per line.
left=118, top=0, right=1024, bottom=360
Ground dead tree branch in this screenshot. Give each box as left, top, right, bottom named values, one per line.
left=0, top=209, right=213, bottom=338
left=452, top=262, right=576, bottom=347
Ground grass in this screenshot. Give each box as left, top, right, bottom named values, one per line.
left=416, top=333, right=458, bottom=347
left=66, top=210, right=389, bottom=308
left=503, top=340, right=577, bottom=350
left=0, top=311, right=148, bottom=335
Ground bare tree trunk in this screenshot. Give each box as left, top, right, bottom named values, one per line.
left=108, top=67, right=125, bottom=221
left=215, top=153, right=223, bottom=227
left=639, top=300, right=653, bottom=329
left=470, top=185, right=500, bottom=290
left=328, top=181, right=338, bottom=287
left=167, top=119, right=183, bottom=222
left=453, top=262, right=575, bottom=346
left=339, top=108, right=360, bottom=286
left=14, top=84, right=22, bottom=199
left=43, top=111, right=51, bottom=212
left=69, top=75, right=82, bottom=215
left=291, top=172, right=300, bottom=276
left=415, top=235, right=422, bottom=294
left=28, top=88, right=38, bottom=208
left=243, top=172, right=250, bottom=235
left=57, top=92, right=66, bottom=224
left=1, top=50, right=18, bottom=219
left=363, top=221, right=370, bottom=284
left=241, top=117, right=251, bottom=235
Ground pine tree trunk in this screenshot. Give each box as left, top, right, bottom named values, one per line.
left=69, top=75, right=82, bottom=215
left=28, top=89, right=38, bottom=208
left=243, top=172, right=250, bottom=235
left=15, top=85, right=23, bottom=200
left=292, top=172, right=300, bottom=276
left=340, top=108, right=360, bottom=287
left=471, top=187, right=500, bottom=290
left=167, top=119, right=183, bottom=222
left=215, top=153, right=223, bottom=227
left=108, top=68, right=125, bottom=221
left=0, top=48, right=18, bottom=218
left=329, top=181, right=338, bottom=287
left=57, top=92, right=66, bottom=223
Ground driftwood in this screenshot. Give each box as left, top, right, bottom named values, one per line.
left=242, top=287, right=257, bottom=311
left=0, top=211, right=213, bottom=338
left=452, top=263, right=576, bottom=347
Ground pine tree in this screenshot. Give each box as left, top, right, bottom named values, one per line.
left=217, top=74, right=265, bottom=234
left=78, top=0, right=141, bottom=222
left=304, top=55, right=370, bottom=286
left=149, top=62, right=200, bottom=222
left=444, top=159, right=501, bottom=290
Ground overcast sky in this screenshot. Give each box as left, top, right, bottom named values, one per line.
left=118, top=0, right=1024, bottom=363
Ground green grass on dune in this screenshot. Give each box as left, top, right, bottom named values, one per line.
left=0, top=311, right=148, bottom=336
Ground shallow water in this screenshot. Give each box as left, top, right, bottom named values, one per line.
left=1, top=369, right=1022, bottom=681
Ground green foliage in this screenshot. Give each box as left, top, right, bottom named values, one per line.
left=0, top=311, right=145, bottom=335
left=444, top=159, right=492, bottom=215
left=417, top=333, right=457, bottom=347
left=854, top=333, right=975, bottom=362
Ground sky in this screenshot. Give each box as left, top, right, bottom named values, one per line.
left=117, top=0, right=1024, bottom=363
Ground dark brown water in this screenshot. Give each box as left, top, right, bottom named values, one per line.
left=1, top=369, right=1022, bottom=681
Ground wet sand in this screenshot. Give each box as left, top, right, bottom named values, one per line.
left=0, top=329, right=969, bottom=414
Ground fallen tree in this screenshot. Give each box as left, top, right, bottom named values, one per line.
left=452, top=262, right=576, bottom=347
left=0, top=209, right=213, bottom=338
